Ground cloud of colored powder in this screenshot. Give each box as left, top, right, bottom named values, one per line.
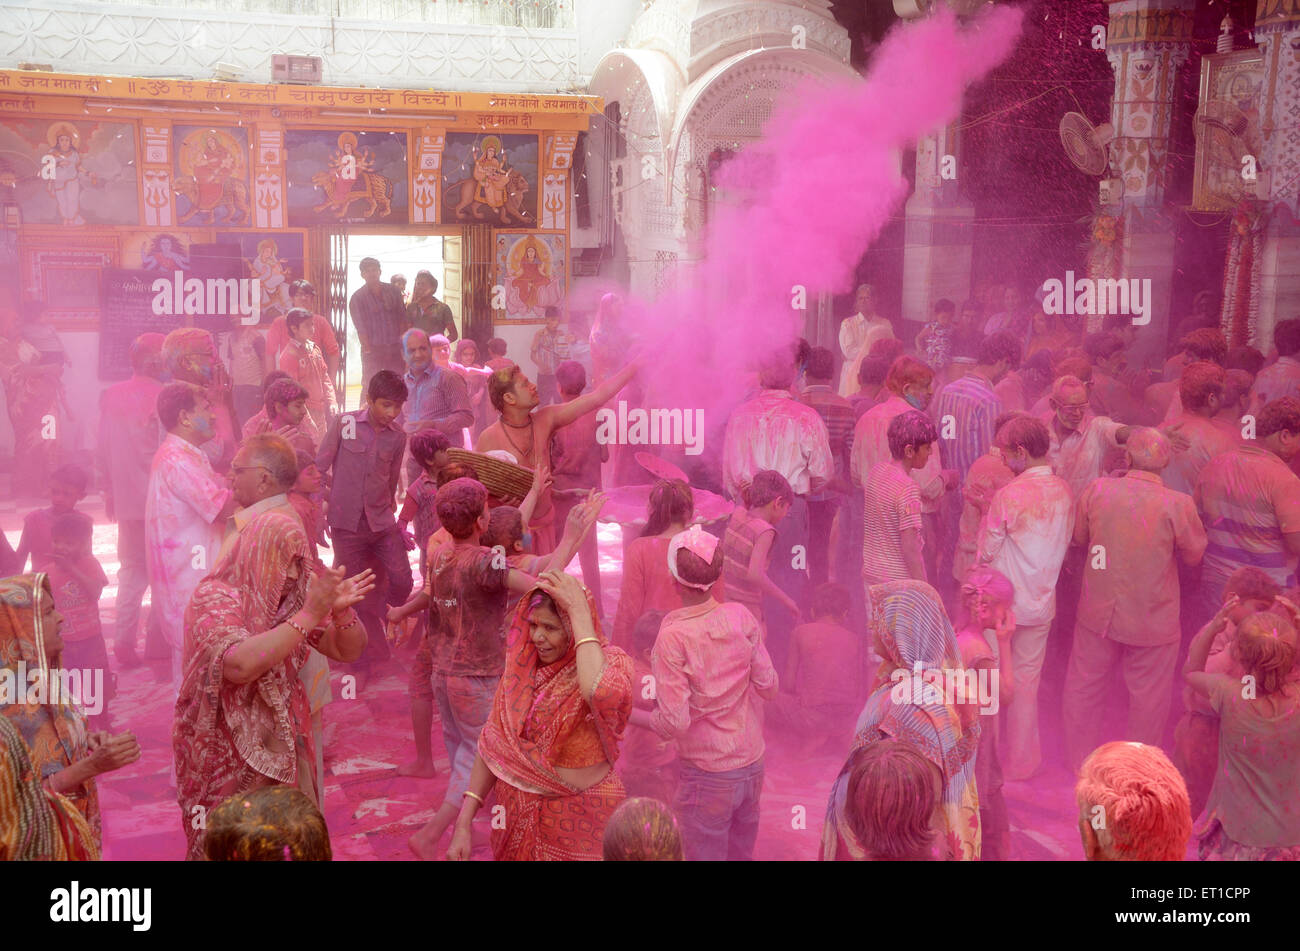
left=628, top=6, right=1025, bottom=428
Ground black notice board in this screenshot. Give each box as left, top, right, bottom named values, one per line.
left=98, top=269, right=184, bottom=381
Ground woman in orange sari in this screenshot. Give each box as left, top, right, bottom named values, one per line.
left=0, top=574, right=141, bottom=851
left=447, top=570, right=632, bottom=861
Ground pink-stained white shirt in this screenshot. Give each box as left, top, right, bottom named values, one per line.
left=1043, top=411, right=1125, bottom=500
left=976, top=465, right=1073, bottom=627
left=145, top=434, right=231, bottom=653
left=279, top=338, right=337, bottom=414
left=722, top=388, right=833, bottom=499
left=1251, top=355, right=1300, bottom=412
left=1073, top=470, right=1207, bottom=645
left=850, top=395, right=945, bottom=512
left=650, top=599, right=779, bottom=772
left=1163, top=413, right=1238, bottom=496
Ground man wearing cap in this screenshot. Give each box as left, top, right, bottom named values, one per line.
left=162, top=327, right=240, bottom=474
left=633, top=524, right=779, bottom=861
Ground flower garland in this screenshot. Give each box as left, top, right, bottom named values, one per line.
left=1221, top=201, right=1266, bottom=348
left=1081, top=210, right=1123, bottom=334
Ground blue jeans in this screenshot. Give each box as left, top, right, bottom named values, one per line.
left=675, top=758, right=765, bottom=861
left=432, top=673, right=499, bottom=807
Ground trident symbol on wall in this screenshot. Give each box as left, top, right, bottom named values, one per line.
left=543, top=191, right=562, bottom=229
left=145, top=176, right=169, bottom=224
left=414, top=174, right=435, bottom=221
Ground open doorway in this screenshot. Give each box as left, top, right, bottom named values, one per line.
left=340, top=233, right=448, bottom=408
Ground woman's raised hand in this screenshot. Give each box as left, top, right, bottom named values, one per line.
left=536, top=570, right=589, bottom=618
left=334, top=568, right=377, bottom=614
left=581, top=491, right=607, bottom=525
left=303, top=566, right=345, bottom=622
left=1273, top=594, right=1300, bottom=626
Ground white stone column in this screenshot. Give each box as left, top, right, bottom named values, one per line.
left=901, top=118, right=973, bottom=329
left=1105, top=0, right=1194, bottom=363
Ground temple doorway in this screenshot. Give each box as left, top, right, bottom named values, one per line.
left=322, top=232, right=461, bottom=409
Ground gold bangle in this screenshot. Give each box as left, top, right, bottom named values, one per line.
left=574, top=637, right=601, bottom=649
left=463, top=790, right=485, bottom=807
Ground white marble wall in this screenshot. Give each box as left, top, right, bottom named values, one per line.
left=1, top=0, right=591, bottom=92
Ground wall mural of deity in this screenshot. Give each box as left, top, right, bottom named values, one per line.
left=285, top=129, right=408, bottom=225
left=443, top=132, right=538, bottom=226
left=495, top=231, right=565, bottom=321
left=0, top=118, right=139, bottom=226
left=120, top=230, right=211, bottom=270
left=172, top=126, right=251, bottom=226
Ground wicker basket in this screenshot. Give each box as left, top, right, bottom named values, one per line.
left=446, top=448, right=535, bottom=499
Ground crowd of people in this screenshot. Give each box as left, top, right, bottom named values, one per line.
left=3, top=264, right=1299, bottom=864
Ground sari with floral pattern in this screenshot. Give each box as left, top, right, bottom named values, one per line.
left=0, top=573, right=100, bottom=846
left=0, top=714, right=98, bottom=860
left=172, top=511, right=325, bottom=860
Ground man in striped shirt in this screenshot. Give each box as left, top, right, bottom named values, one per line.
left=931, top=331, right=1020, bottom=483
left=931, top=332, right=1019, bottom=587
left=800, top=347, right=855, bottom=588
left=1193, top=397, right=1300, bottom=631
left=862, top=411, right=936, bottom=586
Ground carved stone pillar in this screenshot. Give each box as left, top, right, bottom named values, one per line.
left=1105, top=0, right=1194, bottom=361
left=1254, top=0, right=1300, bottom=346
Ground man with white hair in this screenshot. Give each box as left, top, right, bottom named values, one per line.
left=401, top=327, right=472, bottom=479
left=1043, top=374, right=1133, bottom=500
left=1076, top=741, right=1193, bottom=861
left=1063, top=428, right=1206, bottom=770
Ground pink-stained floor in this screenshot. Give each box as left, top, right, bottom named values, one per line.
left=4, top=489, right=1088, bottom=861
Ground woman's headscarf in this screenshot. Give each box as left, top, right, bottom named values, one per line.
left=215, top=510, right=311, bottom=634
left=176, top=511, right=312, bottom=788
left=0, top=574, right=97, bottom=839
left=821, top=580, right=981, bottom=861
left=478, top=583, right=632, bottom=798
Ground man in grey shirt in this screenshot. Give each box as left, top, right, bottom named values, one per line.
left=316, top=369, right=411, bottom=680
left=400, top=328, right=473, bottom=479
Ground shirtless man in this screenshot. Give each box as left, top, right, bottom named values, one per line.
left=476, top=358, right=638, bottom=554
